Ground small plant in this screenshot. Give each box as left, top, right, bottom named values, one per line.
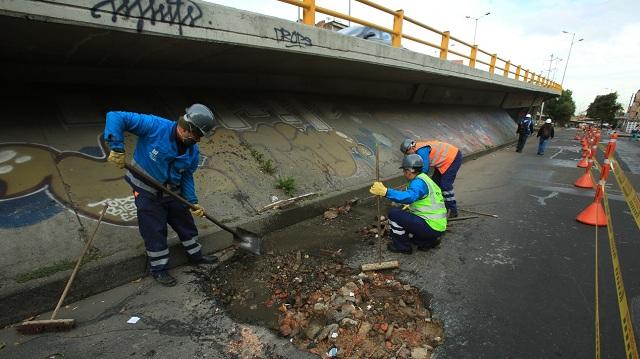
left=250, top=149, right=264, bottom=163
left=275, top=176, right=296, bottom=197
left=244, top=142, right=277, bottom=175
left=261, top=159, right=275, bottom=175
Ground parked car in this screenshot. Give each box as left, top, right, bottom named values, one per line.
left=337, top=25, right=393, bottom=45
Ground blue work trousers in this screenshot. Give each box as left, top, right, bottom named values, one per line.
left=388, top=208, right=444, bottom=251
left=431, top=150, right=462, bottom=214
left=538, top=137, right=549, bottom=155
left=132, top=185, right=203, bottom=273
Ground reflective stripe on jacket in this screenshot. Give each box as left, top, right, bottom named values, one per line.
left=409, top=173, right=447, bottom=232
left=415, top=140, right=459, bottom=174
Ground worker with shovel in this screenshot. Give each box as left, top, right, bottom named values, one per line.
left=104, top=104, right=219, bottom=287
left=369, top=154, right=447, bottom=254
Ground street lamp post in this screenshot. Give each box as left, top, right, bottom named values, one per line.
left=560, top=31, right=584, bottom=87
left=466, top=12, right=490, bottom=44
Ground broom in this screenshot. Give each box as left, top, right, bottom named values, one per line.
left=361, top=144, right=399, bottom=271
left=16, top=205, right=109, bottom=334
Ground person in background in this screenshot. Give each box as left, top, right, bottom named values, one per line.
left=537, top=118, right=555, bottom=155
left=516, top=114, right=534, bottom=152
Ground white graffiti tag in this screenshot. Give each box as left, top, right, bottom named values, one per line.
left=88, top=196, right=137, bottom=221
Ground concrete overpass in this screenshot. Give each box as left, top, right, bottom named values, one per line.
left=0, top=0, right=558, bottom=325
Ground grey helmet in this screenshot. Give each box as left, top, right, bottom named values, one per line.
left=400, top=154, right=423, bottom=170
left=184, top=104, right=216, bottom=137
left=400, top=138, right=415, bottom=154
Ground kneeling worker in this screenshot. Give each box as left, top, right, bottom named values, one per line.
left=369, top=154, right=447, bottom=254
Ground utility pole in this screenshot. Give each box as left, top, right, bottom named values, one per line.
left=465, top=12, right=490, bottom=44
left=540, top=54, right=560, bottom=123
left=561, top=31, right=584, bottom=87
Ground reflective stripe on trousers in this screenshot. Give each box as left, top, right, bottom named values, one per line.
left=132, top=185, right=202, bottom=273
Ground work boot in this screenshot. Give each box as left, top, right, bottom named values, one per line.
left=152, top=271, right=177, bottom=287
left=447, top=210, right=458, bottom=219
left=189, top=255, right=219, bottom=265
left=386, top=243, right=413, bottom=255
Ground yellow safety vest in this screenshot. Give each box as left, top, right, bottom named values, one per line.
left=409, top=173, right=447, bottom=232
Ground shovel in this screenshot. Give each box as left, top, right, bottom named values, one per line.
left=124, top=163, right=262, bottom=255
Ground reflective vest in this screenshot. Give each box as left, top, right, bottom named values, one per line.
left=409, top=173, right=447, bottom=232
left=415, top=140, right=459, bottom=174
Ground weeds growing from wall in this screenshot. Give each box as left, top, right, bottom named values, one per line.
left=242, top=141, right=277, bottom=175
left=275, top=176, right=296, bottom=197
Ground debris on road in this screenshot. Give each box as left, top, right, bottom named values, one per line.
left=323, top=198, right=360, bottom=220
left=202, top=249, right=443, bottom=359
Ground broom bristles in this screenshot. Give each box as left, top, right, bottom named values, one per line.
left=15, top=319, right=76, bottom=334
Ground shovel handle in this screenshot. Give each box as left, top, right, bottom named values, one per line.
left=124, top=163, right=236, bottom=235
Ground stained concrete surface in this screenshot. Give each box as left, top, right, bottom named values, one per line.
left=1, top=129, right=639, bottom=358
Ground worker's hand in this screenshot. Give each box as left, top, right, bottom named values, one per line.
left=107, top=150, right=125, bottom=169
left=402, top=204, right=410, bottom=211
left=369, top=181, right=387, bottom=197
left=190, top=204, right=205, bottom=218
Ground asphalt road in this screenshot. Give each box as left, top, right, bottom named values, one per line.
left=1, top=129, right=638, bottom=359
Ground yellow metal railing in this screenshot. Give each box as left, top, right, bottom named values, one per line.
left=277, top=0, right=562, bottom=92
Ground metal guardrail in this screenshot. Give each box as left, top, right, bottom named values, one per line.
left=277, top=0, right=562, bottom=93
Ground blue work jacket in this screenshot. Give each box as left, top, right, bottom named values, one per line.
left=415, top=146, right=432, bottom=175
left=386, top=175, right=429, bottom=204
left=104, top=111, right=200, bottom=204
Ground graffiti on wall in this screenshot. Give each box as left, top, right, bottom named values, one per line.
left=274, top=27, right=313, bottom=48
left=0, top=141, right=137, bottom=228
left=0, top=97, right=390, bottom=229
left=90, top=0, right=204, bottom=35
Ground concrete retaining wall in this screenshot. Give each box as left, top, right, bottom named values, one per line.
left=0, top=85, right=515, bottom=285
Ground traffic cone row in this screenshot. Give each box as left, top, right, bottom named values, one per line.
left=575, top=132, right=618, bottom=226
left=576, top=139, right=589, bottom=168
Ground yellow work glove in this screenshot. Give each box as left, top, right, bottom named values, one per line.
left=107, top=150, right=125, bottom=169
left=190, top=204, right=205, bottom=218
left=369, top=181, right=388, bottom=197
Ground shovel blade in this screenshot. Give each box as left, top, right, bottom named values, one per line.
left=233, top=227, right=262, bottom=255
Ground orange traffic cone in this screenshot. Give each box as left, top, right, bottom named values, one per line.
left=574, top=171, right=594, bottom=188
left=576, top=201, right=607, bottom=226
left=577, top=144, right=589, bottom=168
left=576, top=186, right=607, bottom=226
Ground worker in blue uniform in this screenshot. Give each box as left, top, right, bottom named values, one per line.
left=369, top=154, right=447, bottom=254
left=104, top=104, right=218, bottom=286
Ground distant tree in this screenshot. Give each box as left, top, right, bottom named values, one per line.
left=544, top=89, right=576, bottom=125
left=587, top=92, right=624, bottom=128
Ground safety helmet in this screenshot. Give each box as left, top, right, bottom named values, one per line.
left=400, top=138, right=416, bottom=154
left=525, top=114, right=532, bottom=118
left=545, top=119, right=552, bottom=124
left=183, top=104, right=216, bottom=137
left=400, top=154, right=424, bottom=170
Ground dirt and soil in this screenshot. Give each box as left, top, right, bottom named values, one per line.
left=194, top=200, right=443, bottom=359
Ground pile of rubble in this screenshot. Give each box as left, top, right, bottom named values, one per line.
left=206, top=250, right=443, bottom=359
